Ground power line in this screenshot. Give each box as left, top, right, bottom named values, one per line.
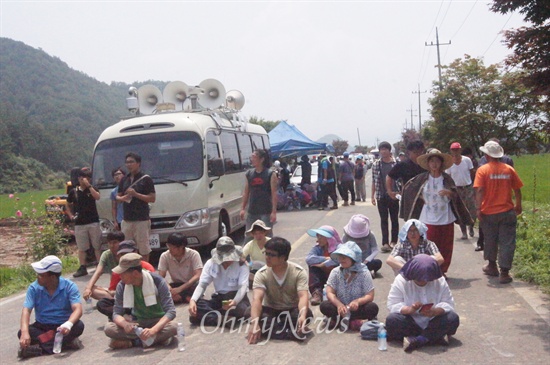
left=482, top=13, right=514, bottom=57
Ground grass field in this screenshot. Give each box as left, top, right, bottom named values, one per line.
left=0, top=189, right=65, bottom=219
left=513, top=153, right=550, bottom=205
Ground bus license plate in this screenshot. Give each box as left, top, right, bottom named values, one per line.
left=149, top=234, right=160, bottom=249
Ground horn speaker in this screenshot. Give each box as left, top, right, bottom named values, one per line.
left=225, top=90, right=245, bottom=110
left=163, top=81, right=190, bottom=111
left=198, top=79, right=226, bottom=109
left=137, top=85, right=163, bottom=114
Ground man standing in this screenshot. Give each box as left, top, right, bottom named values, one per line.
left=317, top=155, right=338, bottom=210
left=158, top=233, right=203, bottom=304
left=474, top=141, right=523, bottom=284
left=338, top=152, right=356, bottom=206
left=104, top=253, right=177, bottom=349
left=247, top=237, right=312, bottom=344
left=18, top=256, right=84, bottom=358
left=446, top=142, right=476, bottom=239
left=118, top=152, right=156, bottom=263
left=386, top=140, right=426, bottom=219
left=67, top=167, right=102, bottom=278
left=354, top=155, right=367, bottom=202
left=372, top=142, right=399, bottom=252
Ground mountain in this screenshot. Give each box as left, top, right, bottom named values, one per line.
left=316, top=134, right=342, bottom=145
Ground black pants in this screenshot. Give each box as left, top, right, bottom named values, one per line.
left=189, top=291, right=250, bottom=326
left=340, top=180, right=356, bottom=202
left=170, top=282, right=198, bottom=303
left=319, top=182, right=338, bottom=207
left=385, top=311, right=459, bottom=342
left=366, top=259, right=383, bottom=273
left=18, top=320, right=85, bottom=354
left=377, top=195, right=399, bottom=244
left=320, top=301, right=379, bottom=321
left=308, top=266, right=331, bottom=293
left=250, top=306, right=314, bottom=340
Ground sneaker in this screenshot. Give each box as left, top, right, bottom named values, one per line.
left=18, top=345, right=43, bottom=359
left=403, top=336, right=423, bottom=352
left=475, top=243, right=484, bottom=252
left=342, top=201, right=349, bottom=207
left=73, top=265, right=88, bottom=278
left=330, top=205, right=338, bottom=210
left=499, top=270, right=513, bottom=284
left=482, top=263, right=499, bottom=277
left=350, top=201, right=355, bottom=206
left=63, top=338, right=82, bottom=350
left=460, top=233, right=468, bottom=240
left=432, top=335, right=449, bottom=346
left=318, top=206, right=326, bottom=211
left=109, top=339, right=133, bottom=349
left=381, top=244, right=392, bottom=253
left=310, top=290, right=322, bottom=306
left=469, top=226, right=475, bottom=237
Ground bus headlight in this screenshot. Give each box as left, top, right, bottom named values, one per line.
left=99, top=219, right=115, bottom=234
left=176, top=208, right=210, bottom=228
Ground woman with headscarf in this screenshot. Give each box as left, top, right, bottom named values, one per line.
left=386, top=219, right=444, bottom=276
left=305, top=226, right=341, bottom=305
left=342, top=214, right=382, bottom=278
left=188, top=237, right=250, bottom=326
left=320, top=242, right=379, bottom=331
left=386, top=254, right=459, bottom=352
left=401, top=149, right=473, bottom=277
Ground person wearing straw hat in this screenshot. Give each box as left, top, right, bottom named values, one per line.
left=474, top=140, right=523, bottom=284
left=242, top=220, right=272, bottom=286
left=401, top=149, right=473, bottom=277
left=320, top=241, right=379, bottom=331
left=386, top=254, right=459, bottom=352
left=342, top=214, right=382, bottom=278
left=305, top=226, right=341, bottom=305
left=188, top=237, right=250, bottom=326
left=18, top=256, right=84, bottom=358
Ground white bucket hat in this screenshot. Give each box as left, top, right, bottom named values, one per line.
left=479, top=141, right=504, bottom=158
left=211, top=236, right=243, bottom=264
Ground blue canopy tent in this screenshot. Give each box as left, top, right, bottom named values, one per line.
left=268, top=121, right=334, bottom=158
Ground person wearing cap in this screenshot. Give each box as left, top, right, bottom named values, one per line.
left=338, top=152, right=356, bottom=207
left=104, top=253, right=176, bottom=349
left=401, top=149, right=473, bottom=277
left=320, top=241, right=379, bottom=331
left=247, top=237, right=312, bottom=344
left=242, top=220, right=271, bottom=286
left=446, top=142, right=477, bottom=240
left=67, top=167, right=102, bottom=278
left=386, top=140, right=426, bottom=208
left=241, top=149, right=278, bottom=234
left=305, top=226, right=341, bottom=305
left=353, top=155, right=367, bottom=202
left=398, top=151, right=406, bottom=162
left=98, top=240, right=156, bottom=321
left=474, top=140, right=523, bottom=284
left=118, top=152, right=156, bottom=263
left=82, top=231, right=125, bottom=312
left=372, top=141, right=400, bottom=252
left=18, top=255, right=84, bottom=358
left=342, top=214, right=382, bottom=277
left=317, top=154, right=338, bottom=210
left=387, top=219, right=444, bottom=275
left=158, top=233, right=203, bottom=304
left=188, top=236, right=250, bottom=326
left=386, top=254, right=459, bottom=352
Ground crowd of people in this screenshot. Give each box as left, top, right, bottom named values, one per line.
left=17, top=139, right=523, bottom=357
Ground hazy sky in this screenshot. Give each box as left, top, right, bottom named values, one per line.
left=1, top=0, right=527, bottom=148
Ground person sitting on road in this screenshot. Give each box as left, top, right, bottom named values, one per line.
left=386, top=220, right=444, bottom=276
left=342, top=214, right=382, bottom=278
left=320, top=242, right=379, bottom=331
left=18, top=256, right=84, bottom=359
left=247, top=237, right=313, bottom=344
left=104, top=253, right=177, bottom=349
left=96, top=240, right=155, bottom=321
left=305, top=225, right=341, bottom=306
left=188, top=237, right=250, bottom=326
left=386, top=254, right=459, bottom=352
left=158, top=233, right=203, bottom=304
left=242, top=220, right=271, bottom=287
left=82, top=231, right=124, bottom=316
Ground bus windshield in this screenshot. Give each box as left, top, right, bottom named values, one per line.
left=92, top=131, right=203, bottom=188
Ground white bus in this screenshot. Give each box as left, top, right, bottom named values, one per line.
left=90, top=80, right=269, bottom=254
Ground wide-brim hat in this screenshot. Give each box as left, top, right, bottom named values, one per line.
left=246, top=220, right=272, bottom=236
left=307, top=226, right=334, bottom=239
left=330, top=241, right=362, bottom=263
left=31, top=255, right=62, bottom=274
left=211, top=236, right=243, bottom=264
left=343, top=214, right=370, bottom=238
left=417, top=149, right=453, bottom=171
left=479, top=141, right=504, bottom=158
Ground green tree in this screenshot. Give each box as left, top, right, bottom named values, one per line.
left=332, top=139, right=349, bottom=156
left=248, top=116, right=279, bottom=133
left=424, top=55, right=547, bottom=155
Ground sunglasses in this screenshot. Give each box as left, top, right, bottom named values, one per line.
left=264, top=251, right=280, bottom=258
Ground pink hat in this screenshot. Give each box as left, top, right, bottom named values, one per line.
left=343, top=214, right=370, bottom=238
left=450, top=142, right=462, bottom=149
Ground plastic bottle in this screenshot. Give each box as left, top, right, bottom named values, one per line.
left=378, top=325, right=387, bottom=351
left=85, top=297, right=93, bottom=314
left=322, top=284, right=327, bottom=301
left=134, top=326, right=155, bottom=347
left=53, top=330, right=64, bottom=354
left=177, top=322, right=186, bottom=352
left=340, top=306, right=351, bottom=331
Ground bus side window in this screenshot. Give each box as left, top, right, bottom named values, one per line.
left=206, top=131, right=223, bottom=177
left=219, top=131, right=241, bottom=173
left=237, top=133, right=253, bottom=171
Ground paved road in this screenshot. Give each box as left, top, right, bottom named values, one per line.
left=1, top=185, right=549, bottom=364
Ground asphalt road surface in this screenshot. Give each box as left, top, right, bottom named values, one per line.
left=1, top=182, right=549, bottom=364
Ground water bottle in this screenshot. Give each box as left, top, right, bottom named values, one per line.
left=85, top=297, right=93, bottom=314
left=340, top=306, right=351, bottom=331
left=322, top=285, right=327, bottom=301
left=134, top=326, right=155, bottom=347
left=378, top=325, right=387, bottom=351
left=177, top=322, right=186, bottom=352
left=53, top=330, right=63, bottom=354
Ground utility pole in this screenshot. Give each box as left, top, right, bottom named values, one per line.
left=412, top=84, right=427, bottom=131
left=357, top=127, right=361, bottom=147
left=406, top=106, right=417, bottom=130
left=425, top=27, right=451, bottom=91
